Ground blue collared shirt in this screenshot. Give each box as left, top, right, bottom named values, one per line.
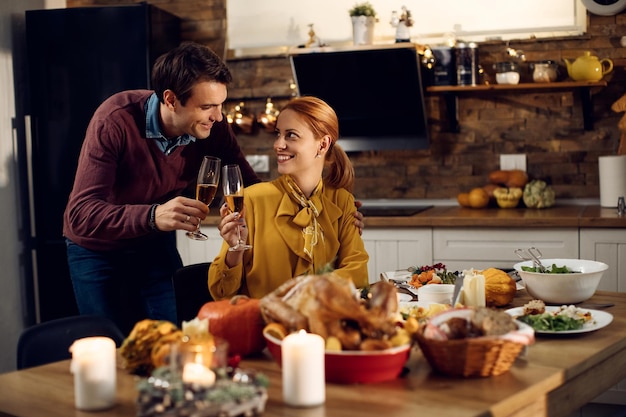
left=145, top=93, right=196, bottom=155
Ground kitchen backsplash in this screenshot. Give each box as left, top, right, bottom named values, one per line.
left=69, top=0, right=626, bottom=201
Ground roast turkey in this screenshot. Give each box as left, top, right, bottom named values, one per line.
left=259, top=273, right=399, bottom=350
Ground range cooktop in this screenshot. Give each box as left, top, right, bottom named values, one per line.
left=359, top=205, right=433, bottom=217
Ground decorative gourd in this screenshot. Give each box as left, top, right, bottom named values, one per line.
left=197, top=295, right=266, bottom=357
left=488, top=169, right=529, bottom=188
left=481, top=268, right=517, bottom=307
left=493, top=187, right=523, bottom=208
left=523, top=180, right=556, bottom=209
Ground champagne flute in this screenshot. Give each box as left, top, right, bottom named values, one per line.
left=222, top=164, right=252, bottom=251
left=186, top=156, right=221, bottom=241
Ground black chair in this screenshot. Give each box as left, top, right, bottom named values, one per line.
left=172, top=262, right=214, bottom=327
left=17, top=315, right=125, bottom=370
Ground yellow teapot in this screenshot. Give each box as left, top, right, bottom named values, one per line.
left=563, top=51, right=613, bottom=82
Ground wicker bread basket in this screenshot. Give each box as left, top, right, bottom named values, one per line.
left=414, top=308, right=534, bottom=377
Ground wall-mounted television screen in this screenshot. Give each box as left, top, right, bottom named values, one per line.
left=289, top=44, right=430, bottom=152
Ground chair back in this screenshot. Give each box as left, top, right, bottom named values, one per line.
left=17, top=315, right=125, bottom=370
left=172, top=262, right=213, bottom=327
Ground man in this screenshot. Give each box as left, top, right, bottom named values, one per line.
left=63, top=42, right=362, bottom=334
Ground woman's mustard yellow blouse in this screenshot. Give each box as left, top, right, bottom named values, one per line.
left=208, top=176, right=369, bottom=300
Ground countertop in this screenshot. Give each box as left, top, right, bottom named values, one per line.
left=364, top=204, right=626, bottom=228
left=203, top=200, right=626, bottom=228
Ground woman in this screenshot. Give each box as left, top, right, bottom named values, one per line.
left=208, top=96, right=369, bottom=300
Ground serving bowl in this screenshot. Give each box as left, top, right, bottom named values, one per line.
left=417, top=284, right=455, bottom=306
left=263, top=333, right=411, bottom=384
left=513, top=258, right=608, bottom=304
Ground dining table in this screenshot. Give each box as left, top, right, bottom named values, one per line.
left=1, top=289, right=625, bottom=417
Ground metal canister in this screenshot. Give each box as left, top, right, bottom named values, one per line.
left=455, top=42, right=479, bottom=86
left=431, top=46, right=456, bottom=86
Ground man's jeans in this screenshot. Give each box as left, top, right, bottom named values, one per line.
left=66, top=233, right=182, bottom=334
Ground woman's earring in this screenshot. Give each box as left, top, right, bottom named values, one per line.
left=315, top=153, right=321, bottom=158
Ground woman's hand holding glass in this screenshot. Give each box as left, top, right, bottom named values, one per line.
left=217, top=203, right=250, bottom=251
left=221, top=164, right=252, bottom=251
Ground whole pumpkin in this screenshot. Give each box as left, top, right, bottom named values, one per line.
left=197, top=295, right=266, bottom=357
left=481, top=268, right=517, bottom=307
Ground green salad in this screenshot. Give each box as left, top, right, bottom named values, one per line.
left=521, top=264, right=579, bottom=274
left=518, top=312, right=585, bottom=331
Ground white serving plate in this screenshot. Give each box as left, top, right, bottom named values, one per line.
left=505, top=306, right=613, bottom=335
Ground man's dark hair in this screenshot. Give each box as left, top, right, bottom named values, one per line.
left=151, top=42, right=232, bottom=105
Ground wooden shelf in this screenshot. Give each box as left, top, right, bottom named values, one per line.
left=425, top=81, right=608, bottom=131
left=425, top=80, right=607, bottom=93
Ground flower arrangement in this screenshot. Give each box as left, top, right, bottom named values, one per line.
left=408, top=263, right=458, bottom=287
left=349, top=2, right=377, bottom=17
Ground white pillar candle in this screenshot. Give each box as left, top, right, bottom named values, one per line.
left=69, top=336, right=116, bottom=411
left=282, top=330, right=325, bottom=407
left=462, top=269, right=486, bottom=307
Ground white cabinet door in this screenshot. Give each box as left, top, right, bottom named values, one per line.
left=362, top=228, right=432, bottom=284
left=580, top=229, right=626, bottom=405
left=580, top=228, right=626, bottom=292
left=176, top=227, right=223, bottom=266
left=433, top=228, right=579, bottom=271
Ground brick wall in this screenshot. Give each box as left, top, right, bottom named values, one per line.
left=69, top=0, right=626, bottom=200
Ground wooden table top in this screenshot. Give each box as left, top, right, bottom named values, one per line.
left=1, top=290, right=626, bottom=417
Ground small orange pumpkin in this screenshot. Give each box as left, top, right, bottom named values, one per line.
left=197, top=295, right=266, bottom=357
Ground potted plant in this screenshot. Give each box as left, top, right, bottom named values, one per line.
left=349, top=2, right=377, bottom=45
left=349, top=2, right=377, bottom=18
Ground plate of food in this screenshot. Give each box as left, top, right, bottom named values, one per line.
left=382, top=264, right=457, bottom=284
left=505, top=300, right=613, bottom=335
left=381, top=269, right=412, bottom=283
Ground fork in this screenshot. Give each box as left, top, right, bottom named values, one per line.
left=515, top=247, right=546, bottom=272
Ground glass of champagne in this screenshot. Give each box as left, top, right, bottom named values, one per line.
left=186, top=156, right=221, bottom=241
left=222, top=164, right=252, bottom=251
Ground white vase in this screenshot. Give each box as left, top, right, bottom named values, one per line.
left=351, top=16, right=375, bottom=45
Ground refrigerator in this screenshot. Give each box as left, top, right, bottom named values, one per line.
left=21, top=4, right=181, bottom=324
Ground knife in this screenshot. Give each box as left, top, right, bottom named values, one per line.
left=452, top=273, right=465, bottom=306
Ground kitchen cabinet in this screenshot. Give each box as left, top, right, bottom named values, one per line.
left=426, top=81, right=607, bottom=131
left=179, top=226, right=582, bottom=279
left=580, top=228, right=626, bottom=292
left=583, top=229, right=626, bottom=405
left=432, top=227, right=579, bottom=271
left=177, top=227, right=433, bottom=285
left=362, top=228, right=432, bottom=284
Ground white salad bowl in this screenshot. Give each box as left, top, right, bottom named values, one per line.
left=513, top=258, right=608, bottom=304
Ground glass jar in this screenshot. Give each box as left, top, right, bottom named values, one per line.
left=494, top=62, right=520, bottom=84
left=455, top=42, right=479, bottom=86
left=530, top=60, right=558, bottom=83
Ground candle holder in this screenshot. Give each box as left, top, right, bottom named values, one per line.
left=178, top=337, right=228, bottom=387
left=136, top=337, right=269, bottom=417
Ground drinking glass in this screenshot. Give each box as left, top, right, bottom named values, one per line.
left=186, top=156, right=221, bottom=241
left=221, top=164, right=252, bottom=251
